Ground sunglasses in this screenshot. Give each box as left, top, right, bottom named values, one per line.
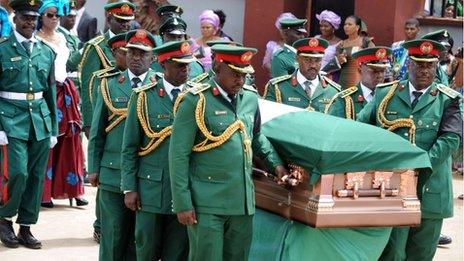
left=45, top=13, right=61, bottom=19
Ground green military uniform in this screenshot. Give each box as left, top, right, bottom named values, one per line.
left=325, top=47, right=392, bottom=119
left=169, top=45, right=283, bottom=261
left=87, top=64, right=136, bottom=260
left=0, top=27, right=57, bottom=224
left=357, top=39, right=463, bottom=260
left=121, top=38, right=191, bottom=261
left=270, top=18, right=307, bottom=78
left=57, top=26, right=81, bottom=75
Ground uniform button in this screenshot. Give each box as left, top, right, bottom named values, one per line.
left=417, top=120, right=422, bottom=125
left=156, top=125, right=159, bottom=128
left=147, top=175, right=151, bottom=179
left=29, top=64, right=32, bottom=67
left=219, top=122, right=223, bottom=126
left=29, top=81, right=32, bottom=85
left=425, top=188, right=429, bottom=192
left=29, top=88, right=33, bottom=91
left=404, top=133, right=408, bottom=137
left=29, top=108, right=32, bottom=111
left=208, top=176, right=212, bottom=180
left=109, top=162, right=113, bottom=165
left=0, top=111, right=3, bottom=114
left=10, top=67, right=13, bottom=69
left=29, top=102, right=32, bottom=106
left=432, top=122, right=437, bottom=126
left=426, top=125, right=429, bottom=128
left=410, top=115, right=413, bottom=119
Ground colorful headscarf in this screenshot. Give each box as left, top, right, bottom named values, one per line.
left=39, top=0, right=70, bottom=16
left=275, top=12, right=296, bottom=30
left=0, top=6, right=11, bottom=37
left=199, top=10, right=220, bottom=32
left=316, top=10, right=341, bottom=29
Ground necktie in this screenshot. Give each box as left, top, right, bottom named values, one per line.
left=411, top=91, right=423, bottom=108
left=171, top=88, right=181, bottom=101
left=131, top=77, right=142, bottom=88
left=22, top=40, right=31, bottom=54
left=228, top=94, right=237, bottom=110
left=304, top=81, right=312, bottom=97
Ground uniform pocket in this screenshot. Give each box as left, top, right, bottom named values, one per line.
left=416, top=117, right=440, bottom=149
left=137, top=167, right=163, bottom=208
left=0, top=105, right=17, bottom=132
left=40, top=102, right=52, bottom=132
left=421, top=191, right=442, bottom=214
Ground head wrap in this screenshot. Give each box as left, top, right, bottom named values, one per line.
left=315, top=10, right=341, bottom=29
left=275, top=12, right=296, bottom=30
left=199, top=10, right=220, bottom=32
left=38, top=0, right=69, bottom=16
left=0, top=6, right=11, bottom=37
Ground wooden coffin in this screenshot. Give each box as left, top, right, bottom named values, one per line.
left=253, top=165, right=421, bottom=228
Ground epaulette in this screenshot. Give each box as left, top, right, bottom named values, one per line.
left=190, top=72, right=209, bottom=83
left=134, top=81, right=157, bottom=93
left=437, top=84, right=461, bottom=99
left=339, top=86, right=358, bottom=98
left=376, top=80, right=399, bottom=88
left=87, top=35, right=105, bottom=46
left=99, top=70, right=120, bottom=79
left=242, top=84, right=257, bottom=93
left=189, top=83, right=211, bottom=95
left=323, top=76, right=341, bottom=91
left=269, top=74, right=292, bottom=85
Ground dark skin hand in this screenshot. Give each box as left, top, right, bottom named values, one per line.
left=177, top=210, right=197, bottom=226
left=124, top=191, right=141, bottom=211
left=88, top=173, right=99, bottom=187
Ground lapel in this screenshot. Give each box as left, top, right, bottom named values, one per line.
left=157, top=75, right=175, bottom=111
left=353, top=83, right=366, bottom=104
left=209, top=79, right=235, bottom=112
left=412, top=83, right=437, bottom=114
left=310, top=76, right=325, bottom=102
left=235, top=88, right=245, bottom=113
left=117, top=70, right=131, bottom=97
left=10, top=34, right=28, bottom=57
left=290, top=72, right=310, bottom=102
left=396, top=81, right=411, bottom=108
left=30, top=39, right=42, bottom=59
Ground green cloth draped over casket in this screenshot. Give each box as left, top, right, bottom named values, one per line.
left=249, top=100, right=431, bottom=260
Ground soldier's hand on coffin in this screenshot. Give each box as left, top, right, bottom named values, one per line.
left=88, top=173, right=99, bottom=187
left=275, top=165, right=290, bottom=185
left=177, top=210, right=197, bottom=226
left=125, top=191, right=140, bottom=211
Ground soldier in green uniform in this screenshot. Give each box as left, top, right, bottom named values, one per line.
left=169, top=44, right=288, bottom=261
left=357, top=39, right=463, bottom=261
left=0, top=0, right=57, bottom=249
left=264, top=37, right=340, bottom=112
left=151, top=16, right=204, bottom=79
left=79, top=1, right=135, bottom=137
left=87, top=30, right=156, bottom=261
left=325, top=47, right=392, bottom=119
left=270, top=18, right=307, bottom=77
left=57, top=0, right=80, bottom=77
left=154, top=4, right=183, bottom=46
left=421, top=29, right=452, bottom=86
left=121, top=39, right=194, bottom=261
left=79, top=1, right=135, bottom=242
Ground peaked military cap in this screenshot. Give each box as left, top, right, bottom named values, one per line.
left=420, top=29, right=451, bottom=47
left=206, top=40, right=243, bottom=47
left=125, top=29, right=156, bottom=52
left=212, top=44, right=257, bottom=74
left=9, top=0, right=42, bottom=16
left=402, top=39, right=445, bottom=62
left=104, top=1, right=135, bottom=20
left=154, top=40, right=196, bottom=63
left=352, top=46, right=392, bottom=68
left=159, top=17, right=187, bottom=35
left=156, top=5, right=183, bottom=18
left=279, top=18, right=307, bottom=33
left=293, top=37, right=328, bottom=58
left=108, top=33, right=127, bottom=50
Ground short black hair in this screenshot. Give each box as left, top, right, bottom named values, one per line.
left=405, top=18, right=420, bottom=28
left=214, top=9, right=226, bottom=26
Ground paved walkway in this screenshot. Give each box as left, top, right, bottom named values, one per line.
left=1, top=173, right=462, bottom=260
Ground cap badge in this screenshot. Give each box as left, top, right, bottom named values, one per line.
left=173, top=18, right=179, bottom=25
left=308, top=38, right=319, bottom=47
left=375, top=48, right=387, bottom=59
left=176, top=6, right=181, bottom=13
left=240, top=51, right=253, bottom=63
left=180, top=42, right=190, bottom=54
left=420, top=42, right=433, bottom=55
left=135, top=30, right=147, bottom=40
left=121, top=4, right=130, bottom=12
left=29, top=0, right=38, bottom=5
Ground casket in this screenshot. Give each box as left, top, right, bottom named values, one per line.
left=255, top=100, right=430, bottom=228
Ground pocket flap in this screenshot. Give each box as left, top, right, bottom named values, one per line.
left=137, top=168, right=163, bottom=181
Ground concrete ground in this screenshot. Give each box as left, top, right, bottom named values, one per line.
left=1, top=173, right=462, bottom=261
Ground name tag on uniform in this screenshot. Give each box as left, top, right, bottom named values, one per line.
left=288, top=97, right=301, bottom=102
left=214, top=110, right=227, bottom=116
left=115, top=97, right=128, bottom=103
left=318, top=98, right=330, bottom=104
left=10, top=56, right=22, bottom=62
left=157, top=114, right=170, bottom=119
left=386, top=111, right=397, bottom=115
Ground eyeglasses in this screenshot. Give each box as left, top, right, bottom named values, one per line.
left=44, top=13, right=61, bottom=19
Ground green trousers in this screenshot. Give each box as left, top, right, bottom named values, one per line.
left=0, top=136, right=49, bottom=224
left=99, top=189, right=136, bottom=261
left=379, top=218, right=443, bottom=261
left=94, top=188, right=101, bottom=233
left=135, top=211, right=188, bottom=261
left=187, top=213, right=253, bottom=261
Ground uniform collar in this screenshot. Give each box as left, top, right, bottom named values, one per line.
left=360, top=82, right=375, bottom=103
left=128, top=69, right=148, bottom=85
left=163, top=77, right=184, bottom=100
left=408, top=81, right=430, bottom=103
left=108, top=30, right=116, bottom=38
left=214, top=80, right=233, bottom=102
left=14, top=30, right=37, bottom=43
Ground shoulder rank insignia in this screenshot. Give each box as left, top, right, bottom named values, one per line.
left=118, top=75, right=125, bottom=83
left=134, top=82, right=157, bottom=93
left=437, top=84, right=460, bottom=99
left=339, top=86, right=358, bottom=98
left=242, top=84, right=257, bottom=93
left=88, top=35, right=105, bottom=46
left=189, top=83, right=211, bottom=95
left=190, top=72, right=209, bottom=83
left=376, top=80, right=399, bottom=88
left=323, top=76, right=341, bottom=91
left=269, top=74, right=292, bottom=85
